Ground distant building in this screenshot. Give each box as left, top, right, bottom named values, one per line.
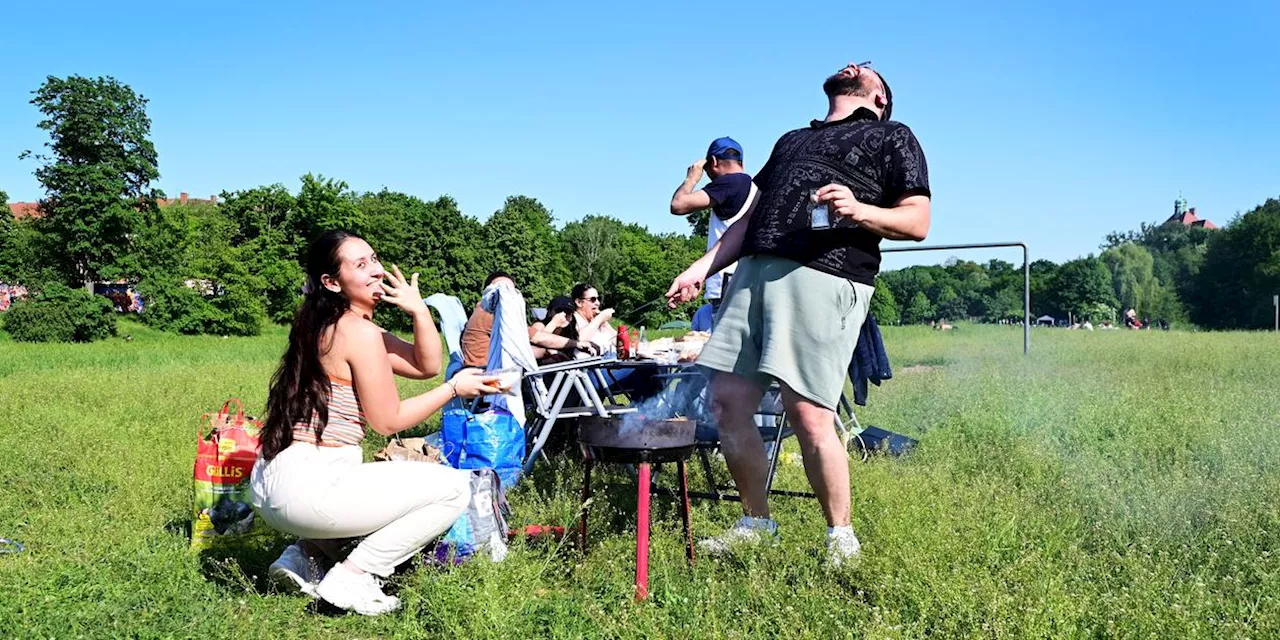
left=1165, top=196, right=1217, bottom=229
left=8, top=191, right=218, bottom=220
left=7, top=201, right=40, bottom=220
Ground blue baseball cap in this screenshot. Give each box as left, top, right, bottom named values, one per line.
left=706, top=137, right=743, bottom=161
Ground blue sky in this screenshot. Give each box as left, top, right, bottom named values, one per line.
left=1, top=0, right=1276, bottom=268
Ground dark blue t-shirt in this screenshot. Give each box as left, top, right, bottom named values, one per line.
left=703, top=173, right=754, bottom=221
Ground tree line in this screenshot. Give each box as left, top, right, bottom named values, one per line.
left=2, top=75, right=1278, bottom=337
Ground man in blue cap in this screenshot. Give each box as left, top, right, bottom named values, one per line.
left=669, top=137, right=759, bottom=313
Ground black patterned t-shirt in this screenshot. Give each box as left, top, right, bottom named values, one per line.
left=743, top=108, right=930, bottom=285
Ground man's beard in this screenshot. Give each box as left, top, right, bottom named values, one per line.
left=823, top=72, right=873, bottom=99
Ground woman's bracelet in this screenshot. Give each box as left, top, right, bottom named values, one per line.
left=446, top=381, right=457, bottom=399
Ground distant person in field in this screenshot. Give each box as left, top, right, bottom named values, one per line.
left=252, top=230, right=502, bottom=616
left=666, top=60, right=930, bottom=566
left=670, top=137, right=759, bottom=313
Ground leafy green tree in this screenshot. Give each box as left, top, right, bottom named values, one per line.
left=903, top=291, right=935, bottom=324
left=987, top=286, right=1024, bottom=322
left=483, top=196, right=566, bottom=308
left=685, top=208, right=711, bottom=239
left=1050, top=256, right=1116, bottom=321
left=935, top=285, right=967, bottom=321
left=1100, top=242, right=1159, bottom=315
left=869, top=282, right=900, bottom=325
left=218, top=185, right=303, bottom=322
left=1190, top=197, right=1280, bottom=329
left=1028, top=259, right=1059, bottom=317
left=288, top=174, right=365, bottom=260
left=20, top=75, right=160, bottom=288
left=134, top=201, right=268, bottom=336
left=560, top=215, right=624, bottom=287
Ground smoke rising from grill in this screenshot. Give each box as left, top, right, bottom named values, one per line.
left=620, top=379, right=711, bottom=434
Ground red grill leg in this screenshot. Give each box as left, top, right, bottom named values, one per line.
left=636, top=462, right=651, bottom=601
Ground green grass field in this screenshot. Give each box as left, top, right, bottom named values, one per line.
left=3, top=320, right=1279, bottom=638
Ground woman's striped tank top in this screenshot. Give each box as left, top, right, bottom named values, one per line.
left=292, top=375, right=366, bottom=447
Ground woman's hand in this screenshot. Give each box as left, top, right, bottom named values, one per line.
left=379, top=265, right=428, bottom=317
left=447, top=368, right=504, bottom=399
left=596, top=308, right=615, bottom=324
left=546, top=311, right=570, bottom=331
left=574, top=340, right=601, bottom=356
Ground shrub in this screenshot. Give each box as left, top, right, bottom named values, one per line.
left=2, top=283, right=116, bottom=343
left=137, top=275, right=267, bottom=336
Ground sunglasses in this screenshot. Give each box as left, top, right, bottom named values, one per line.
left=581, top=296, right=600, bottom=303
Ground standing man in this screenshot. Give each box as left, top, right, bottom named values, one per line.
left=670, top=137, right=758, bottom=313
left=666, top=62, right=931, bottom=565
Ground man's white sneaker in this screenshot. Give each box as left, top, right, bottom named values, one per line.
left=697, top=517, right=780, bottom=556
left=826, top=527, right=862, bottom=568
left=268, top=543, right=325, bottom=596
left=314, top=563, right=401, bottom=616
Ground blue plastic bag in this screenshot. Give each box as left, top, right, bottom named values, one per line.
left=440, top=407, right=524, bottom=488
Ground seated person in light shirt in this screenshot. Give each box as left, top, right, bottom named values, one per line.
left=460, top=272, right=598, bottom=368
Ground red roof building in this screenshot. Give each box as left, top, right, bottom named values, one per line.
left=8, top=201, right=41, bottom=220
left=1166, top=196, right=1217, bottom=229
left=8, top=192, right=218, bottom=220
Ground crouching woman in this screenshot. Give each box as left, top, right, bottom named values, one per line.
left=251, top=230, right=500, bottom=616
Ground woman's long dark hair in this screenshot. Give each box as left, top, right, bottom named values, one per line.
left=547, top=296, right=579, bottom=340
left=260, top=231, right=356, bottom=460
left=570, top=282, right=596, bottom=303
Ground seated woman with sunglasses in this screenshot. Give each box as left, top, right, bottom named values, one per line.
left=252, top=231, right=501, bottom=616
left=569, top=282, right=664, bottom=401
left=570, top=283, right=617, bottom=356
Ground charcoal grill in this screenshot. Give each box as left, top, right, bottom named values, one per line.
left=577, top=415, right=695, bottom=601
left=578, top=415, right=697, bottom=463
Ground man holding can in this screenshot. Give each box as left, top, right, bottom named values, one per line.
left=665, top=61, right=931, bottom=566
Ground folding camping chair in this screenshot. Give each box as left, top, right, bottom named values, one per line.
left=461, top=285, right=639, bottom=473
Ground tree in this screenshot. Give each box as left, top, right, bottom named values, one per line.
left=20, top=75, right=160, bottom=288
left=991, top=286, right=1024, bottom=322
left=289, top=174, right=365, bottom=260
left=869, top=282, right=900, bottom=325
left=1029, top=259, right=1059, bottom=317
left=1100, top=243, right=1159, bottom=315
left=560, top=215, right=624, bottom=287
left=935, top=285, right=967, bottom=321
left=1051, top=256, right=1116, bottom=321
left=483, top=196, right=566, bottom=307
left=903, top=291, right=934, bottom=324
left=135, top=201, right=268, bottom=336
left=685, top=208, right=711, bottom=238
left=1190, top=197, right=1280, bottom=329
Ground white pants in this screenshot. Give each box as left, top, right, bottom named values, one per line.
left=251, top=442, right=470, bottom=577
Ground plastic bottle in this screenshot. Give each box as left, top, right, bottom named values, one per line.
left=617, top=324, right=630, bottom=359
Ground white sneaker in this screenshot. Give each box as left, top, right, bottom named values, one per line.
left=826, top=527, right=862, bottom=567
left=268, top=543, right=326, bottom=596
left=697, top=517, right=780, bottom=556
left=315, top=563, right=401, bottom=616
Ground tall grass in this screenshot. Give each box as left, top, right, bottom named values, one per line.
left=1, top=321, right=1278, bottom=638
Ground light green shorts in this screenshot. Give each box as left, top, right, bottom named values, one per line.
left=698, top=255, right=873, bottom=411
